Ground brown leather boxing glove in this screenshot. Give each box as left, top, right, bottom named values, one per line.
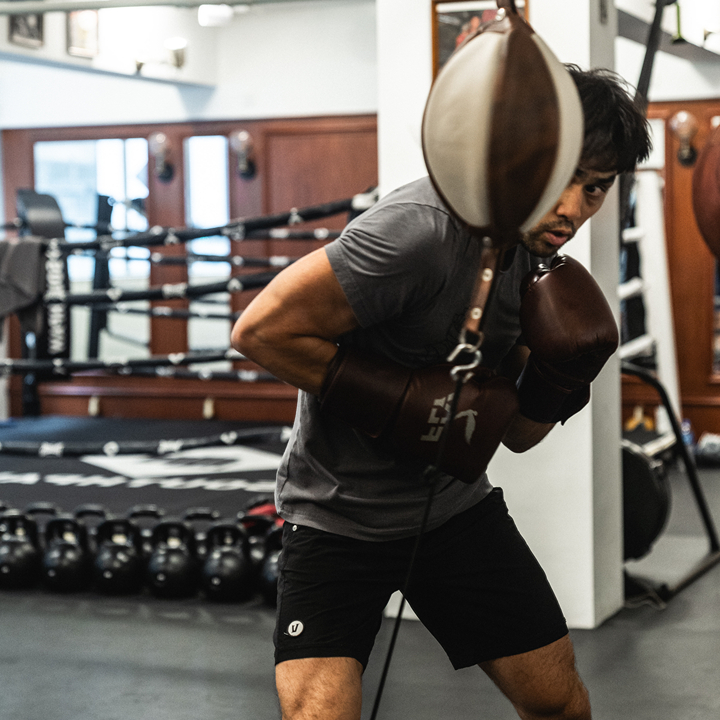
left=517, top=254, right=619, bottom=424
left=319, top=347, right=518, bottom=483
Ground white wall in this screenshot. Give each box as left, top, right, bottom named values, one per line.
left=0, top=8, right=217, bottom=85
left=207, top=0, right=377, bottom=119
left=0, top=0, right=377, bottom=130
left=375, top=0, right=431, bottom=195
left=616, top=36, right=720, bottom=102
left=615, top=0, right=720, bottom=101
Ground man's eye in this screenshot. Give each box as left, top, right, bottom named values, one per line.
left=585, top=184, right=606, bottom=197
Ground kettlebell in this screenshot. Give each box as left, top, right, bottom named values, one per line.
left=125, top=505, right=165, bottom=567
left=201, top=522, right=255, bottom=602
left=42, top=515, right=91, bottom=592
left=25, top=502, right=60, bottom=549
left=182, top=507, right=220, bottom=562
left=237, top=513, right=274, bottom=569
left=73, top=504, right=108, bottom=555
left=146, top=520, right=199, bottom=599
left=0, top=510, right=41, bottom=589
left=259, top=524, right=284, bottom=607
left=93, top=518, right=144, bottom=594
left=239, top=497, right=283, bottom=570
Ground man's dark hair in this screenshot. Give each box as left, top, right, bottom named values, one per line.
left=566, top=65, right=652, bottom=174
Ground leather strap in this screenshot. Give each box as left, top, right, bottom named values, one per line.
left=496, top=0, right=518, bottom=14
left=463, top=243, right=502, bottom=345
left=447, top=240, right=504, bottom=383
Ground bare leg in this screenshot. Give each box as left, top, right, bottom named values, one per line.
left=479, top=635, right=591, bottom=720
left=276, top=656, right=363, bottom=720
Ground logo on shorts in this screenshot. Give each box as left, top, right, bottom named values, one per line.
left=287, top=620, right=304, bottom=637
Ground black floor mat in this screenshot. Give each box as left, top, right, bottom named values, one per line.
left=0, top=416, right=289, bottom=519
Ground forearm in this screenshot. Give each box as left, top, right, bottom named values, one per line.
left=234, top=322, right=336, bottom=395
left=501, top=413, right=555, bottom=453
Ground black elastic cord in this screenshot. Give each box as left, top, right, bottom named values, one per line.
left=369, top=373, right=465, bottom=720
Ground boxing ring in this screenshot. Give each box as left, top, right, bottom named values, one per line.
left=0, top=187, right=377, bottom=601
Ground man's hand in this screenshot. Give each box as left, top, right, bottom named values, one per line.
left=320, top=348, right=518, bottom=483
left=516, top=254, right=619, bottom=424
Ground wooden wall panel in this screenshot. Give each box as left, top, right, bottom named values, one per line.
left=1, top=115, right=377, bottom=422
left=146, top=126, right=190, bottom=356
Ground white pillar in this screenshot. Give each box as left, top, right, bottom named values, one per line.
left=375, top=0, right=433, bottom=196
left=376, top=0, right=622, bottom=628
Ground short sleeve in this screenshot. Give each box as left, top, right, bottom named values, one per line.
left=325, top=201, right=457, bottom=328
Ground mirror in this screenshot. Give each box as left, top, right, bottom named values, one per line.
left=183, top=134, right=232, bottom=370
left=33, top=138, right=150, bottom=362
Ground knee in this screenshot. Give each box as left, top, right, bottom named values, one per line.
left=275, top=657, right=362, bottom=720
left=517, top=681, right=591, bottom=720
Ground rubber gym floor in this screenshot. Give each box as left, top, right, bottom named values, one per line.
left=1, top=416, right=719, bottom=720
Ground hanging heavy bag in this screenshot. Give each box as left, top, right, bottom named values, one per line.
left=692, top=122, right=720, bottom=259
left=622, top=441, right=671, bottom=561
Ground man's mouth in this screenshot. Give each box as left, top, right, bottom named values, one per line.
left=543, top=228, right=573, bottom=247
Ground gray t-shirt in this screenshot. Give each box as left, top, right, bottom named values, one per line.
left=275, top=176, right=546, bottom=541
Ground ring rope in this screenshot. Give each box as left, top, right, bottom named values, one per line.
left=43, top=271, right=279, bottom=307
left=0, top=349, right=247, bottom=377
left=107, top=366, right=277, bottom=383
left=0, top=425, right=291, bottom=458
left=93, top=303, right=241, bottom=322
left=28, top=192, right=374, bottom=252
left=148, top=253, right=298, bottom=268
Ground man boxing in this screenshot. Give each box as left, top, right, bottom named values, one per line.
left=231, top=64, right=650, bottom=720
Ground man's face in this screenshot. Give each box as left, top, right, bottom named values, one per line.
left=520, top=166, right=617, bottom=257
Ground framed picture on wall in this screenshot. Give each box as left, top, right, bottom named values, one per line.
left=432, top=1, right=528, bottom=77
left=67, top=9, right=99, bottom=59
left=8, top=14, right=44, bottom=49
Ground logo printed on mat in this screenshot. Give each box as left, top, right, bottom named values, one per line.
left=287, top=620, right=304, bottom=637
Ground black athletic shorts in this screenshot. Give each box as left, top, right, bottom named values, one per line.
left=274, top=487, right=568, bottom=670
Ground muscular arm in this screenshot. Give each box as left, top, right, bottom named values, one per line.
left=497, top=344, right=555, bottom=453
left=230, top=248, right=358, bottom=395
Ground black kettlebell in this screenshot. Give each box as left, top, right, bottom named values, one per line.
left=125, top=505, right=165, bottom=566
left=25, top=502, right=60, bottom=549
left=201, top=522, right=255, bottom=602
left=237, top=512, right=275, bottom=569
left=0, top=510, right=41, bottom=589
left=42, top=516, right=91, bottom=592
left=146, top=520, right=199, bottom=599
left=93, top=518, right=144, bottom=594
left=259, top=523, right=284, bottom=607
left=73, top=504, right=108, bottom=555
left=182, top=507, right=220, bottom=562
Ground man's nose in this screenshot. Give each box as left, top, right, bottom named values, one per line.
left=554, top=184, right=584, bottom=222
